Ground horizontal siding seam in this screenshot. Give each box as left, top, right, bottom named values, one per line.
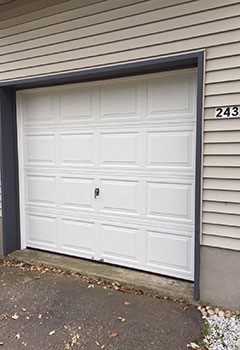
left=203, top=199, right=240, bottom=203
left=206, top=52, right=240, bottom=61
left=203, top=178, right=240, bottom=181
left=204, top=140, right=240, bottom=144
left=203, top=127, right=240, bottom=131
left=203, top=129, right=240, bottom=132
left=202, top=221, right=240, bottom=228
left=206, top=65, right=240, bottom=73
left=202, top=237, right=240, bottom=249
left=204, top=141, right=240, bottom=144
left=203, top=210, right=240, bottom=216
left=201, top=243, right=240, bottom=251
left=202, top=232, right=240, bottom=239
left=203, top=167, right=240, bottom=170
left=205, top=79, right=240, bottom=86
left=204, top=153, right=240, bottom=156
left=205, top=91, right=240, bottom=97
left=203, top=188, right=240, bottom=192
left=206, top=42, right=240, bottom=60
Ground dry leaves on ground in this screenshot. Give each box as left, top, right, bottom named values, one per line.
left=12, top=313, right=19, bottom=320
left=109, top=332, right=118, bottom=339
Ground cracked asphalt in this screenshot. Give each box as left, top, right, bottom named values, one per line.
left=0, top=262, right=202, bottom=349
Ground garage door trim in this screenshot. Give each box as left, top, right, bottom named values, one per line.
left=0, top=51, right=204, bottom=299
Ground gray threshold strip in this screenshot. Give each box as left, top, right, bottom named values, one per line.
left=6, top=249, right=196, bottom=304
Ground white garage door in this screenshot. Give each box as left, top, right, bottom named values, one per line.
left=17, top=69, right=197, bottom=281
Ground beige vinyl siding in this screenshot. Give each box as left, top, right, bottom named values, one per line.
left=0, top=0, right=105, bottom=24
left=202, top=235, right=240, bottom=251
left=0, top=0, right=239, bottom=250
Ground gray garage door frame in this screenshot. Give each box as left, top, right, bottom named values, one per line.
left=0, top=51, right=204, bottom=299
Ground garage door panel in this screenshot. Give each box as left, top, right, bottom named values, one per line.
left=147, top=74, right=195, bottom=117
left=60, top=133, right=95, bottom=166
left=60, top=218, right=96, bottom=256
left=146, top=230, right=193, bottom=279
left=99, top=179, right=140, bottom=216
left=19, top=70, right=196, bottom=281
left=22, top=91, right=55, bottom=125
left=60, top=87, right=93, bottom=121
left=100, top=223, right=140, bottom=263
left=100, top=131, right=140, bottom=167
left=25, top=134, right=56, bottom=165
left=27, top=214, right=57, bottom=247
left=146, top=181, right=193, bottom=222
left=146, top=129, right=194, bottom=169
left=100, top=82, right=140, bottom=120
left=60, top=176, right=95, bottom=211
left=26, top=175, right=56, bottom=207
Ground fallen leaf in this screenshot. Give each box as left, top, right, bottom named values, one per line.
left=49, top=330, right=55, bottom=336
left=0, top=313, right=8, bottom=320
left=109, top=332, right=118, bottom=338
left=64, top=332, right=80, bottom=349
left=72, top=334, right=79, bottom=344
left=112, top=282, right=121, bottom=290
left=187, top=343, right=200, bottom=349
left=117, top=317, right=126, bottom=322
left=124, top=301, right=130, bottom=306
left=12, top=313, right=19, bottom=320
left=15, top=333, right=20, bottom=340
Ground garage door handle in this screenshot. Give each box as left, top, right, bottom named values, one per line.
left=94, top=187, right=100, bottom=199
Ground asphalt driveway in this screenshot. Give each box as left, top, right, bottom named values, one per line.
left=0, top=262, right=202, bottom=349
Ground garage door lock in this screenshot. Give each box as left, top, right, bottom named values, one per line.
left=94, top=187, right=100, bottom=198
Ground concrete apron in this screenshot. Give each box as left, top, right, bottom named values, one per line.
left=6, top=249, right=196, bottom=304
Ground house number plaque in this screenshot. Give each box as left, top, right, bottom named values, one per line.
left=215, top=106, right=240, bottom=118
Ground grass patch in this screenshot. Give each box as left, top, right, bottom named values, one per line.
left=202, top=321, right=211, bottom=338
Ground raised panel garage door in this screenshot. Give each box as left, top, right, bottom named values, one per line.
left=17, top=69, right=197, bottom=281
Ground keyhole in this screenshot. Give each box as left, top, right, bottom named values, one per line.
left=94, top=187, right=100, bottom=198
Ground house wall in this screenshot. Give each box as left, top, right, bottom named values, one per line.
left=0, top=0, right=239, bottom=251
left=200, top=246, right=240, bottom=310
left=0, top=0, right=239, bottom=305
